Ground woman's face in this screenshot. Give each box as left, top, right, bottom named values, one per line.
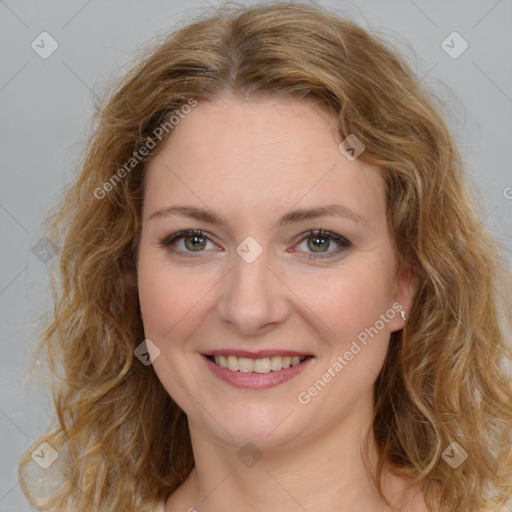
left=137, top=95, right=413, bottom=450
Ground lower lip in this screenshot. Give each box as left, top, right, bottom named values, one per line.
left=203, top=355, right=313, bottom=389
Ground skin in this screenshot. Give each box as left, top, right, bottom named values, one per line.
left=137, top=94, right=426, bottom=511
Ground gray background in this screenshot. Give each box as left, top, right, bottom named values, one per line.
left=1, top=0, right=511, bottom=510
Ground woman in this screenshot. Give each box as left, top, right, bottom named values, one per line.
left=18, top=3, right=512, bottom=511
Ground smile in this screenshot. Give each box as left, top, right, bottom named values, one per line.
left=203, top=352, right=313, bottom=390
left=207, top=354, right=308, bottom=373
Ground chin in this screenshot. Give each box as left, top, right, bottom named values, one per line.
left=200, top=399, right=316, bottom=451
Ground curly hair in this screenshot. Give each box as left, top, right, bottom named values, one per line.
left=18, top=2, right=512, bottom=511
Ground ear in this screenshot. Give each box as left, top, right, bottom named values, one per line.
left=388, top=262, right=417, bottom=333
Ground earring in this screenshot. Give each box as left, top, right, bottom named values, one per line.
left=400, top=309, right=406, bottom=321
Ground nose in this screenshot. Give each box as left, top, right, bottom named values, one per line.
left=215, top=250, right=290, bottom=336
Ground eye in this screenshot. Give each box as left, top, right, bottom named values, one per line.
left=160, top=229, right=218, bottom=256
left=160, top=228, right=352, bottom=260
left=293, top=229, right=351, bottom=260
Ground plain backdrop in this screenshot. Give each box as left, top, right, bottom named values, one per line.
left=1, top=0, right=511, bottom=510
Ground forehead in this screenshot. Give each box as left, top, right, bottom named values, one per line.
left=144, top=96, right=386, bottom=224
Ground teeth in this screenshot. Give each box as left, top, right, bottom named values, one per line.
left=227, top=355, right=238, bottom=371
left=270, top=356, right=282, bottom=371
left=211, top=354, right=307, bottom=373
left=238, top=357, right=254, bottom=372
left=253, top=358, right=271, bottom=373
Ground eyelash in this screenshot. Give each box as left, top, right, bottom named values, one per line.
left=159, top=229, right=352, bottom=260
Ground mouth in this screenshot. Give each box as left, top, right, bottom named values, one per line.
left=202, top=351, right=314, bottom=390
left=205, top=354, right=311, bottom=373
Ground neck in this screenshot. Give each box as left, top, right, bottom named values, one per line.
left=168, top=392, right=426, bottom=512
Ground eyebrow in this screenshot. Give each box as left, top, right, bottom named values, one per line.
left=148, top=204, right=368, bottom=227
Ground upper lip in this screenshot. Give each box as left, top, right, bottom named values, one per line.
left=203, top=349, right=312, bottom=359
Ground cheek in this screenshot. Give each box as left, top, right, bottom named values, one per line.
left=294, top=268, right=394, bottom=416
left=137, top=249, right=209, bottom=340
left=295, top=261, right=395, bottom=344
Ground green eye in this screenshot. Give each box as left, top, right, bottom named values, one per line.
left=161, top=229, right=213, bottom=253
left=295, top=230, right=351, bottom=259
left=160, top=228, right=351, bottom=260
